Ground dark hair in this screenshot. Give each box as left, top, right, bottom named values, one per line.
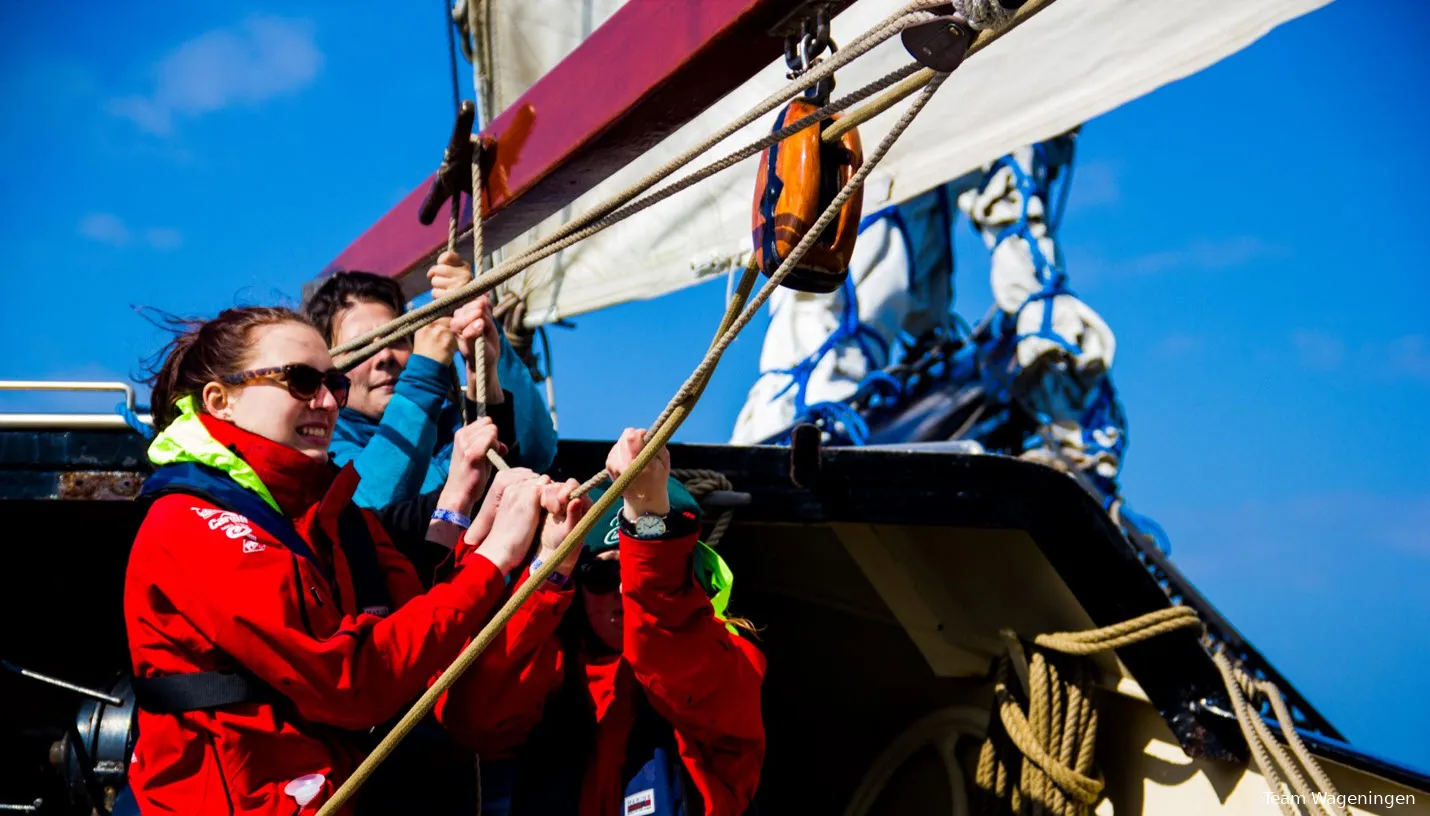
left=302, top=271, right=407, bottom=346
left=142, top=306, right=313, bottom=431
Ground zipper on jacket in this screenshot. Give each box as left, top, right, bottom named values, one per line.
left=291, top=555, right=317, bottom=638
left=204, top=731, right=237, bottom=816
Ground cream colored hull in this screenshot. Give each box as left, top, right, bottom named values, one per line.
left=722, top=520, right=1428, bottom=814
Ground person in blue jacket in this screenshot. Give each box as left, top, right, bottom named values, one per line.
left=301, top=253, right=559, bottom=814
left=303, top=251, right=557, bottom=520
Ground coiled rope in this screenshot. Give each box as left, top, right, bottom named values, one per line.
left=972, top=605, right=1352, bottom=816
left=975, top=607, right=1201, bottom=815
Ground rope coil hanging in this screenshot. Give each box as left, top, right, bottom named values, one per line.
left=975, top=606, right=1201, bottom=816
left=973, top=606, right=1354, bottom=816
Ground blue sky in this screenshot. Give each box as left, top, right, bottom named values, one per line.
left=3, top=0, right=1428, bottom=774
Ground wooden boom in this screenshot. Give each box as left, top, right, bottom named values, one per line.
left=313, top=0, right=855, bottom=298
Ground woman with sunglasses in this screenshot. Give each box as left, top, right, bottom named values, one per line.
left=123, top=306, right=553, bottom=815
left=436, top=429, right=768, bottom=816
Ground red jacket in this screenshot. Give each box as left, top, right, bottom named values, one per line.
left=438, top=530, right=766, bottom=816
left=124, top=415, right=506, bottom=815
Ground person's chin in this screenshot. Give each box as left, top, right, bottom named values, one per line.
left=367, top=388, right=395, bottom=414
left=293, top=438, right=331, bottom=462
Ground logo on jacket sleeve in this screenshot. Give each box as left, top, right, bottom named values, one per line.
left=625, top=789, right=656, bottom=816
left=191, top=506, right=258, bottom=549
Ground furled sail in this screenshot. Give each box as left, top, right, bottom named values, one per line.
left=480, top=0, right=1333, bottom=327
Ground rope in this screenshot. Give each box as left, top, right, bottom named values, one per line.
left=466, top=71, right=489, bottom=418
left=327, top=3, right=943, bottom=368
left=672, top=468, right=736, bottom=549
left=319, top=10, right=968, bottom=809
left=1210, top=648, right=1350, bottom=816
left=331, top=55, right=923, bottom=369
left=975, top=606, right=1201, bottom=816
left=1258, top=673, right=1349, bottom=816
left=823, top=0, right=1059, bottom=144
left=650, top=74, right=946, bottom=437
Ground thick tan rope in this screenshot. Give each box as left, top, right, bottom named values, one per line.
left=467, top=147, right=488, bottom=413
left=319, top=65, right=946, bottom=812
left=1032, top=606, right=1204, bottom=656
left=574, top=72, right=948, bottom=502
left=443, top=150, right=501, bottom=475
left=975, top=606, right=1201, bottom=816
left=328, top=4, right=943, bottom=368
left=1212, top=648, right=1302, bottom=816
left=1211, top=648, right=1350, bottom=816
left=1258, top=674, right=1349, bottom=816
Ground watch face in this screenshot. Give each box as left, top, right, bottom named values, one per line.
left=634, top=514, right=667, bottom=537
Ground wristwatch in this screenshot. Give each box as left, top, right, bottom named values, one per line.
left=618, top=507, right=700, bottom=540
left=633, top=513, right=667, bottom=539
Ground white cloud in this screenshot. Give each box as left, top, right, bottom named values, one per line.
left=78, top=213, right=132, bottom=247
left=1160, top=491, right=1430, bottom=590
left=1386, top=334, right=1430, bottom=382
left=1284, top=331, right=1430, bottom=382
left=78, top=213, right=183, bottom=252
left=1291, top=329, right=1347, bottom=371
left=1068, top=159, right=1121, bottom=211
left=145, top=227, right=183, bottom=251
left=108, top=16, right=322, bottom=136
left=1068, top=236, right=1290, bottom=281
left=1155, top=333, right=1201, bottom=358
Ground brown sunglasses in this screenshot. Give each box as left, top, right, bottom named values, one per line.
left=220, top=363, right=351, bottom=408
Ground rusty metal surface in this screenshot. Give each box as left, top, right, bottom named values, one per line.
left=0, top=429, right=149, bottom=501
left=57, top=472, right=143, bottom=501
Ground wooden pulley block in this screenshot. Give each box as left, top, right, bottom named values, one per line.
left=901, top=9, right=974, bottom=73
left=750, top=98, right=864, bottom=294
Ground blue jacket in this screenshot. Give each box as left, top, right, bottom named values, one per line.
left=330, top=336, right=557, bottom=509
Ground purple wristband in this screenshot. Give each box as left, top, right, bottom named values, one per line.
left=530, top=556, right=571, bottom=587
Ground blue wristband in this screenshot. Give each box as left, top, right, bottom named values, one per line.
left=431, top=508, right=472, bottom=529
left=530, top=556, right=571, bottom=587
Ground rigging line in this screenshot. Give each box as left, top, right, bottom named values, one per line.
left=328, top=4, right=938, bottom=364
left=332, top=58, right=926, bottom=369
left=444, top=0, right=461, bottom=113
left=467, top=0, right=490, bottom=417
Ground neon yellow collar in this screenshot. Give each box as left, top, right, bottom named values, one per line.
left=147, top=395, right=280, bottom=513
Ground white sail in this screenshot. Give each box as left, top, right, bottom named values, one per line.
left=483, top=0, right=1333, bottom=327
